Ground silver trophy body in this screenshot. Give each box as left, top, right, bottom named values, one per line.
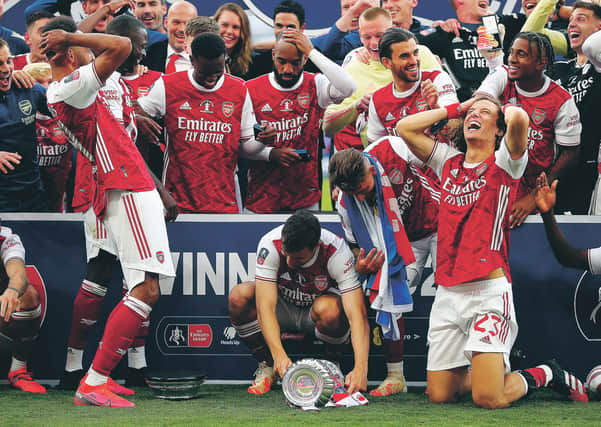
left=282, top=358, right=337, bottom=407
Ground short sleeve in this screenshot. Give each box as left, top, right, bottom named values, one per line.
left=494, top=137, right=528, bottom=179
left=476, top=66, right=508, bottom=99
left=46, top=62, right=102, bottom=109
left=588, top=247, right=601, bottom=275
left=0, top=228, right=25, bottom=265
left=554, top=98, right=581, bottom=147
left=327, top=239, right=361, bottom=294
left=240, top=89, right=256, bottom=140
left=137, top=77, right=166, bottom=118
left=433, top=71, right=459, bottom=107
left=254, top=234, right=280, bottom=282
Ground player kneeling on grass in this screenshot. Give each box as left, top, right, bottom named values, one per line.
left=228, top=211, right=369, bottom=395
left=396, top=97, right=588, bottom=408
left=0, top=226, right=46, bottom=393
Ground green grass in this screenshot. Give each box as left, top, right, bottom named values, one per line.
left=2, top=385, right=600, bottom=426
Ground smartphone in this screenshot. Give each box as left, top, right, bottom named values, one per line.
left=292, top=149, right=312, bottom=162
left=481, top=15, right=502, bottom=49
left=253, top=123, right=264, bottom=139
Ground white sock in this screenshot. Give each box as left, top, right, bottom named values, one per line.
left=65, top=347, right=84, bottom=372
left=84, top=368, right=108, bottom=386
left=387, top=361, right=404, bottom=376
left=128, top=346, right=147, bottom=369
left=9, top=357, right=26, bottom=373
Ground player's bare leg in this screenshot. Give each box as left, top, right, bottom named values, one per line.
left=59, top=250, right=116, bottom=390
left=75, top=272, right=159, bottom=407
left=229, top=281, right=275, bottom=395
left=426, top=366, right=471, bottom=403
left=471, top=352, right=526, bottom=409
left=371, top=316, right=407, bottom=397
left=3, top=284, right=46, bottom=393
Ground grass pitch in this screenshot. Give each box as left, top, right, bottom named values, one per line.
left=1, top=384, right=600, bottom=426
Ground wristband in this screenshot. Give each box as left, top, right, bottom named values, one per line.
left=7, top=286, right=21, bottom=297
left=445, top=103, right=462, bottom=120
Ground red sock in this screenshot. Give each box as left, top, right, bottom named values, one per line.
left=132, top=319, right=149, bottom=348
left=122, top=279, right=148, bottom=349
left=384, top=317, right=405, bottom=363
left=523, top=367, right=549, bottom=388
left=91, top=296, right=151, bottom=376
left=8, top=305, right=42, bottom=362
left=67, top=280, right=107, bottom=349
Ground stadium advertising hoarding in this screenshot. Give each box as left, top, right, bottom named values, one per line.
left=3, top=214, right=601, bottom=383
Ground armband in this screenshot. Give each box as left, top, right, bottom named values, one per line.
left=445, top=103, right=463, bottom=120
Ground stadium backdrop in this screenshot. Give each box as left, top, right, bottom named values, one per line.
left=7, top=0, right=537, bottom=35
left=2, top=214, right=601, bottom=384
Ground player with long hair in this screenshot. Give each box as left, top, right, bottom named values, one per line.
left=395, top=96, right=587, bottom=408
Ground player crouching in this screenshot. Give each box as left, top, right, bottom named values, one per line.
left=0, top=226, right=46, bottom=393
left=229, top=211, right=369, bottom=395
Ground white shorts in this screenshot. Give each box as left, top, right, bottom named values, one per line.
left=83, top=189, right=175, bottom=289
left=427, top=277, right=518, bottom=373
left=275, top=293, right=315, bottom=334
left=407, top=233, right=437, bottom=294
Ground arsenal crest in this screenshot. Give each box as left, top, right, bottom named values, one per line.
left=416, top=98, right=428, bottom=112
left=531, top=108, right=545, bottom=125
left=19, top=99, right=32, bottom=115
left=297, top=93, right=310, bottom=109
left=52, top=125, right=64, bottom=137
left=156, top=251, right=165, bottom=264
left=314, top=275, right=328, bottom=291
left=389, top=168, right=403, bottom=185
left=138, top=86, right=150, bottom=97
left=222, top=101, right=235, bottom=118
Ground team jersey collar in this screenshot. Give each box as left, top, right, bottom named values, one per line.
left=268, top=72, right=305, bottom=91
left=392, top=72, right=422, bottom=98
left=515, top=75, right=551, bottom=98
left=300, top=244, right=320, bottom=269
left=187, top=69, right=225, bottom=92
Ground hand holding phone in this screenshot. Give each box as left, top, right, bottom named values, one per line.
left=292, top=149, right=312, bottom=162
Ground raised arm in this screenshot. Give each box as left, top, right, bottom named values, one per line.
left=535, top=172, right=588, bottom=269
left=521, top=0, right=569, bottom=56
left=77, top=0, right=129, bottom=34
left=395, top=107, right=447, bottom=163
left=42, top=29, right=131, bottom=84
left=503, top=104, right=530, bottom=158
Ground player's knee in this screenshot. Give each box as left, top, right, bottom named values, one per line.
left=472, top=390, right=509, bottom=409
left=311, top=296, right=342, bottom=324
left=427, top=386, right=459, bottom=404
left=86, top=251, right=117, bottom=285
left=130, top=280, right=160, bottom=307
left=228, top=282, right=255, bottom=316
left=18, top=284, right=40, bottom=310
